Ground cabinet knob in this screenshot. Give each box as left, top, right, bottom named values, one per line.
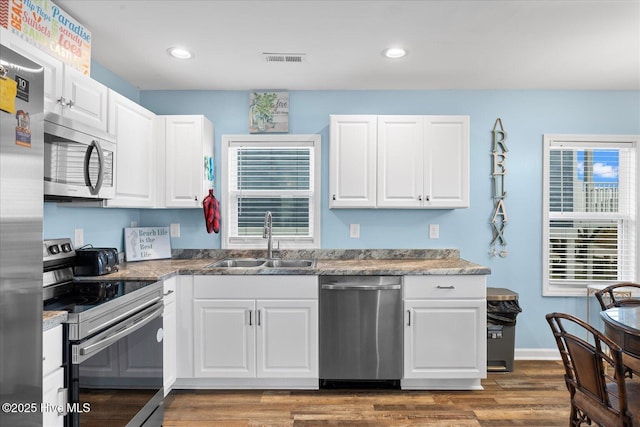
left=57, top=97, right=65, bottom=106
left=332, top=194, right=336, bottom=201
left=426, top=195, right=430, bottom=202
left=66, top=100, right=74, bottom=108
left=418, top=195, right=422, bottom=201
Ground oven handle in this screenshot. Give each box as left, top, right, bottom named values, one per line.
left=85, top=294, right=162, bottom=337
left=75, top=304, right=163, bottom=363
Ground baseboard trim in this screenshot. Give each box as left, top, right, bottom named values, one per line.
left=514, top=348, right=560, bottom=360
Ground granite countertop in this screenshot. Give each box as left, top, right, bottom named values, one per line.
left=76, top=249, right=491, bottom=280
left=43, top=310, right=67, bottom=331
left=46, top=249, right=490, bottom=327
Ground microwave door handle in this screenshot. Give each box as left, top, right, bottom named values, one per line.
left=83, top=140, right=104, bottom=195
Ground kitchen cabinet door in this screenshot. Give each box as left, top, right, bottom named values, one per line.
left=377, top=116, right=424, bottom=208
left=162, top=116, right=214, bottom=208
left=163, top=277, right=177, bottom=395
left=256, top=300, right=318, bottom=378
left=193, top=299, right=256, bottom=378
left=105, top=90, right=157, bottom=208
left=404, top=299, right=485, bottom=380
left=329, top=115, right=377, bottom=208
left=42, top=325, right=64, bottom=426
left=61, top=65, right=109, bottom=132
left=423, top=116, right=470, bottom=208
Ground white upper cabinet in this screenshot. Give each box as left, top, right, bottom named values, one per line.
left=105, top=90, right=157, bottom=208
left=423, top=116, right=470, bottom=208
left=1, top=29, right=108, bottom=132
left=60, top=65, right=109, bottom=132
left=329, top=115, right=377, bottom=208
left=160, top=115, right=214, bottom=208
left=329, top=114, right=470, bottom=209
left=377, top=115, right=425, bottom=208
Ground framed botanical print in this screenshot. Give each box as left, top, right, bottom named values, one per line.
left=249, top=91, right=289, bottom=133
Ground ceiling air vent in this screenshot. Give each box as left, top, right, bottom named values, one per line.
left=263, top=53, right=307, bottom=63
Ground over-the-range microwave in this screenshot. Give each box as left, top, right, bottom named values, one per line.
left=44, top=114, right=116, bottom=201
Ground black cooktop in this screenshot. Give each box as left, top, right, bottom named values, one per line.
left=43, top=280, right=157, bottom=314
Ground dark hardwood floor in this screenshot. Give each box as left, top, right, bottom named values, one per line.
left=163, top=360, right=571, bottom=426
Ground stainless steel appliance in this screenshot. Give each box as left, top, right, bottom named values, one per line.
left=0, top=44, right=44, bottom=426
left=43, top=238, right=164, bottom=427
left=319, top=276, right=403, bottom=387
left=44, top=114, right=115, bottom=201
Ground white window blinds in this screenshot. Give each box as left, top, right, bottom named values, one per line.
left=543, top=136, right=637, bottom=296
left=222, top=135, right=321, bottom=249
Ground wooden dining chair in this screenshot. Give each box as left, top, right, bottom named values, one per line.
left=594, top=283, right=640, bottom=311
left=546, top=312, right=640, bottom=427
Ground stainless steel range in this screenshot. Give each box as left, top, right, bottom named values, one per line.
left=43, top=238, right=164, bottom=427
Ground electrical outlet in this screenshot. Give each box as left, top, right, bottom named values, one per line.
left=349, top=224, right=360, bottom=239
left=429, top=224, right=440, bottom=239
left=74, top=228, right=84, bottom=247
left=170, top=223, right=180, bottom=237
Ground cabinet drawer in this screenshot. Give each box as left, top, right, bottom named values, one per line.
left=404, top=275, right=486, bottom=299
left=43, top=325, right=62, bottom=376
left=194, top=275, right=317, bottom=299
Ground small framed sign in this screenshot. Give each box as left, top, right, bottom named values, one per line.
left=124, top=227, right=171, bottom=261
left=249, top=91, right=289, bottom=133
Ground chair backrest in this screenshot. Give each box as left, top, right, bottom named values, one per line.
left=594, top=282, right=640, bottom=311
left=546, top=312, right=634, bottom=427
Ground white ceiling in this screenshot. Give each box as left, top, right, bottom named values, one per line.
left=55, top=0, right=640, bottom=91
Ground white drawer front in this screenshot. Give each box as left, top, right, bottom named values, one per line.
left=193, top=275, right=318, bottom=299
left=404, top=275, right=486, bottom=299
left=43, top=325, right=62, bottom=376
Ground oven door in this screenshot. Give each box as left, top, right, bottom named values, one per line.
left=67, top=302, right=164, bottom=427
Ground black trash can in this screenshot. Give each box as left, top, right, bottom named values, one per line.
left=487, top=287, right=522, bottom=372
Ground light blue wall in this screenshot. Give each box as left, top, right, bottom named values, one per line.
left=42, top=65, right=640, bottom=350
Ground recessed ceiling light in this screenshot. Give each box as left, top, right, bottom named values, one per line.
left=382, top=47, right=407, bottom=59
left=167, top=47, right=193, bottom=59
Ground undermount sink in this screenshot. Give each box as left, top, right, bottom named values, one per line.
left=206, top=258, right=316, bottom=268
left=207, top=258, right=266, bottom=268
left=262, top=259, right=316, bottom=268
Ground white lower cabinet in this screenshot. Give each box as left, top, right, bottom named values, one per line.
left=42, top=325, right=64, bottom=427
left=163, top=277, right=177, bottom=395
left=402, top=275, right=487, bottom=390
left=176, top=275, right=318, bottom=389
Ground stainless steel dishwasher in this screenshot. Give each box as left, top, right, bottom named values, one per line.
left=319, top=275, right=403, bottom=387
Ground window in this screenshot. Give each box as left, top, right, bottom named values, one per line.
left=543, top=135, right=638, bottom=296
left=221, top=134, right=321, bottom=249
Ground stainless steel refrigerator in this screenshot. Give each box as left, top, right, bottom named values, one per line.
left=0, top=43, right=45, bottom=426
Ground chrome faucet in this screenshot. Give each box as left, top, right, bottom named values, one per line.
left=263, top=211, right=273, bottom=259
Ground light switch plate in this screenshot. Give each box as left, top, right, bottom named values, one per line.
left=349, top=224, right=360, bottom=239
left=429, top=224, right=440, bottom=239
left=170, top=223, right=180, bottom=237
left=74, top=228, right=84, bottom=247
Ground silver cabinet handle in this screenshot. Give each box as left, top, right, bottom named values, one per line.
left=407, top=309, right=411, bottom=326
left=66, top=99, right=74, bottom=108
left=163, top=290, right=174, bottom=296
left=248, top=310, right=253, bottom=326
left=257, top=309, right=261, bottom=326
left=436, top=285, right=455, bottom=289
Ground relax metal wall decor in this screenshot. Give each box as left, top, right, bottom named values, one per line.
left=490, top=118, right=508, bottom=258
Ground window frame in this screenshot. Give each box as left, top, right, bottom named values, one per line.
left=221, top=134, right=322, bottom=250
left=542, top=134, right=638, bottom=297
